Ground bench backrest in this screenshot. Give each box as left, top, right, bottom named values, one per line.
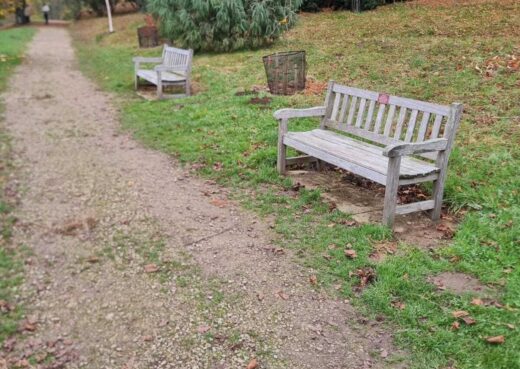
left=321, top=82, right=462, bottom=161
left=162, top=45, right=193, bottom=74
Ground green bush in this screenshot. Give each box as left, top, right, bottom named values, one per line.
left=147, top=0, right=303, bottom=52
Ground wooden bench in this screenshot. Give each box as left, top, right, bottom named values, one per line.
left=274, top=81, right=463, bottom=228
left=133, top=45, right=193, bottom=99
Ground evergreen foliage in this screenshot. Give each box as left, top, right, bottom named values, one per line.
left=147, top=0, right=303, bottom=52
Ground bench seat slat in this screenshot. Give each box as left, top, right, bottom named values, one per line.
left=284, top=129, right=439, bottom=184
left=309, top=129, right=436, bottom=173
left=137, top=70, right=187, bottom=84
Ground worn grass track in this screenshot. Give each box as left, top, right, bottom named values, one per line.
left=71, top=1, right=519, bottom=368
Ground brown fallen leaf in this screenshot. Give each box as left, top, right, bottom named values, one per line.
left=342, top=220, right=357, bottom=227
left=451, top=321, right=460, bottom=330
left=142, top=335, right=153, bottom=342
left=144, top=264, right=159, bottom=273
left=344, top=249, right=357, bottom=259
left=471, top=298, right=484, bottom=306
left=276, top=290, right=289, bottom=300
left=462, top=316, right=476, bottom=325
left=309, top=274, right=318, bottom=285
left=15, top=359, right=29, bottom=368
left=22, top=321, right=37, bottom=332
left=210, top=198, right=227, bottom=208
left=452, top=310, right=469, bottom=318
left=197, top=325, right=211, bottom=334
left=391, top=301, right=406, bottom=310
left=246, top=358, right=258, bottom=369
left=486, top=335, right=505, bottom=344
left=0, top=300, right=14, bottom=313
left=86, top=256, right=100, bottom=263
left=436, top=223, right=455, bottom=239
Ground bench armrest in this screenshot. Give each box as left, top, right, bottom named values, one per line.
left=383, top=138, right=448, bottom=158
left=133, top=57, right=163, bottom=64
left=273, top=106, right=326, bottom=120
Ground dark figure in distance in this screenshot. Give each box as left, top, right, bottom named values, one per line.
left=42, top=3, right=50, bottom=25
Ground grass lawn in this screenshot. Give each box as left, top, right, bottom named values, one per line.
left=71, top=1, right=519, bottom=368
left=0, top=26, right=36, bottom=343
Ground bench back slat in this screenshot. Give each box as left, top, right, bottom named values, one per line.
left=322, top=82, right=456, bottom=161
left=161, top=45, right=193, bottom=72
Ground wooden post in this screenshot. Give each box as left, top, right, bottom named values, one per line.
left=105, top=0, right=114, bottom=33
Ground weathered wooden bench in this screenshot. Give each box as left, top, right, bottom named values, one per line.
left=133, top=45, right=193, bottom=99
left=274, top=81, right=463, bottom=228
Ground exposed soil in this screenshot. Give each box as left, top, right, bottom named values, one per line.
left=1, top=28, right=404, bottom=368
left=288, top=169, right=457, bottom=249
left=429, top=272, right=494, bottom=296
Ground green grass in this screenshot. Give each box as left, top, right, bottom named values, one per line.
left=0, top=26, right=36, bottom=343
left=71, top=2, right=519, bottom=368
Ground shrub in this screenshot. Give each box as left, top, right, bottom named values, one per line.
left=147, top=0, right=303, bottom=52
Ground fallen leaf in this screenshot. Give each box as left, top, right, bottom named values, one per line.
left=86, top=256, right=100, bottom=263
left=462, top=316, right=476, bottom=325
left=142, top=335, right=153, bottom=342
left=22, top=321, right=37, bottom=332
left=15, top=359, right=29, bottom=368
left=209, top=198, right=227, bottom=208
left=276, top=290, right=289, bottom=300
left=353, top=267, right=376, bottom=289
left=486, top=335, right=505, bottom=344
left=471, top=298, right=484, bottom=306
left=391, top=301, right=406, bottom=310
left=246, top=358, right=258, bottom=369
left=436, top=223, right=455, bottom=239
left=144, top=264, right=159, bottom=273
left=197, top=325, right=211, bottom=334
left=506, top=324, right=515, bottom=330
left=309, top=275, right=318, bottom=285
left=452, top=310, right=469, bottom=318
left=256, top=291, right=264, bottom=301
left=0, top=300, right=13, bottom=313
left=342, top=220, right=357, bottom=227
left=451, top=321, right=460, bottom=330
left=344, top=249, right=357, bottom=259
left=380, top=349, right=388, bottom=358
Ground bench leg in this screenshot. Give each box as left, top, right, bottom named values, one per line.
left=431, top=176, right=446, bottom=221
left=134, top=74, right=139, bottom=90
left=277, top=119, right=288, bottom=174
left=185, top=79, right=191, bottom=96
left=157, top=80, right=163, bottom=99
left=277, top=143, right=287, bottom=174
left=382, top=156, right=401, bottom=228
left=431, top=153, right=448, bottom=221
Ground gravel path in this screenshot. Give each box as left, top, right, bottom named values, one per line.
left=2, top=28, right=400, bottom=369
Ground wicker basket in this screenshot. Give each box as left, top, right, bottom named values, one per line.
left=137, top=26, right=159, bottom=48
left=263, top=51, right=306, bottom=95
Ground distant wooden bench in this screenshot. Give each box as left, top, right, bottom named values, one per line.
left=274, top=81, right=463, bottom=228
left=133, top=45, right=193, bottom=99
